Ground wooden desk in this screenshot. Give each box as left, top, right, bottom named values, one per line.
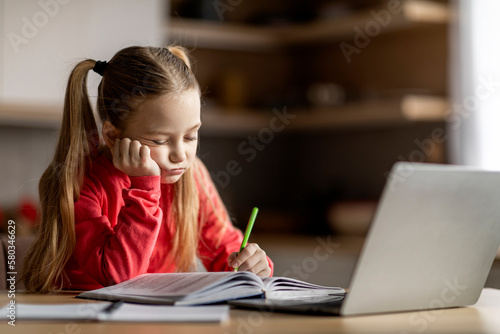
left=1, top=288, right=500, bottom=334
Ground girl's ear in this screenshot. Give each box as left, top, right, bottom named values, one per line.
left=102, top=121, right=120, bottom=150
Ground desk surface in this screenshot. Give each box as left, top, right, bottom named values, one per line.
left=1, top=288, right=500, bottom=334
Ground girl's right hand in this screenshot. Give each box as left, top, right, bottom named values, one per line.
left=112, top=138, right=161, bottom=177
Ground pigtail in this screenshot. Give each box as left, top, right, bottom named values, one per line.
left=171, top=166, right=199, bottom=271
left=22, top=60, right=99, bottom=293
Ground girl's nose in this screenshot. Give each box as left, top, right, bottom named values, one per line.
left=169, top=143, right=186, bottom=163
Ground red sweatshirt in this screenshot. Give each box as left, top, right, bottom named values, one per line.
left=63, top=150, right=273, bottom=290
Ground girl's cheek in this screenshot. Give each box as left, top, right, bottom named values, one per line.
left=148, top=147, right=165, bottom=163
left=188, top=144, right=198, bottom=156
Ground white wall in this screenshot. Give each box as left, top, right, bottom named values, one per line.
left=1, top=0, right=165, bottom=105
left=450, top=0, right=500, bottom=169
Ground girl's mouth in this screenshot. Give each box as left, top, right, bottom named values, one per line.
left=165, top=168, right=185, bottom=175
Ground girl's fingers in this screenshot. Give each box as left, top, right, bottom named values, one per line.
left=229, top=243, right=271, bottom=277
left=129, top=140, right=142, bottom=163
left=256, top=266, right=272, bottom=278
left=232, top=243, right=270, bottom=275
left=227, top=252, right=238, bottom=267
left=120, top=138, right=131, bottom=164
left=139, top=145, right=161, bottom=175
left=111, top=137, right=160, bottom=177
left=236, top=243, right=258, bottom=261
left=236, top=252, right=264, bottom=272
left=249, top=260, right=269, bottom=276
left=139, top=145, right=150, bottom=161
left=235, top=250, right=258, bottom=271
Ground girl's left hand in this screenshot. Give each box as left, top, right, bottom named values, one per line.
left=228, top=243, right=271, bottom=277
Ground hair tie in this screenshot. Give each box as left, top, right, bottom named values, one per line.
left=93, top=60, right=107, bottom=76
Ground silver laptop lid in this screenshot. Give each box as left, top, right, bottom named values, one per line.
left=341, top=162, right=500, bottom=316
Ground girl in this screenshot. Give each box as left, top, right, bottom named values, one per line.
left=22, top=46, right=273, bottom=293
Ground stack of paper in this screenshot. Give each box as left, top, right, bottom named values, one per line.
left=1, top=302, right=229, bottom=323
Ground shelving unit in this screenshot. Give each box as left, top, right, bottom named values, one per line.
left=282, top=0, right=449, bottom=45
left=168, top=0, right=450, bottom=135
left=167, top=0, right=449, bottom=51
left=200, top=95, right=449, bottom=136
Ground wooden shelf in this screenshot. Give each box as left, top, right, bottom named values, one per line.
left=167, top=19, right=279, bottom=51
left=0, top=95, right=448, bottom=132
left=200, top=95, right=449, bottom=136
left=167, top=0, right=449, bottom=51
left=282, top=0, right=449, bottom=45
left=0, top=102, right=62, bottom=128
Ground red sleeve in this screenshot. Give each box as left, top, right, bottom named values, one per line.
left=194, top=159, right=274, bottom=276
left=73, top=174, right=162, bottom=286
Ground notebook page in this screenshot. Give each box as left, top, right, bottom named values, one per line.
left=104, top=272, right=237, bottom=297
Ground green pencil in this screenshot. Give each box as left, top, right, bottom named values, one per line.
left=234, top=207, right=259, bottom=272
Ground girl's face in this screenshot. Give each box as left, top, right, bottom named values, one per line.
left=120, top=90, right=201, bottom=184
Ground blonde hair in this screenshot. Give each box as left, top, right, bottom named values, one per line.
left=23, top=46, right=206, bottom=293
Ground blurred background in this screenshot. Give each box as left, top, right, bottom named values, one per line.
left=1, top=0, right=499, bottom=288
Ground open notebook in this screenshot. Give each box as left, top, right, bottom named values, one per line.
left=77, top=271, right=345, bottom=306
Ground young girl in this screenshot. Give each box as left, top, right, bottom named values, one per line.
left=22, top=45, right=273, bottom=293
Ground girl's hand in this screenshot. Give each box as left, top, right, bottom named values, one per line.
left=228, top=243, right=271, bottom=277
left=112, top=138, right=161, bottom=177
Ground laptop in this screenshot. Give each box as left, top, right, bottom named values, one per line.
left=229, top=162, right=500, bottom=316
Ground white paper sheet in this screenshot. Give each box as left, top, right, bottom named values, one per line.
left=1, top=302, right=229, bottom=323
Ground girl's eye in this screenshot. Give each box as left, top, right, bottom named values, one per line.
left=185, top=137, right=198, bottom=142
left=152, top=140, right=167, bottom=145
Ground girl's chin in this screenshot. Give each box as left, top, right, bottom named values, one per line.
left=160, top=173, right=182, bottom=184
